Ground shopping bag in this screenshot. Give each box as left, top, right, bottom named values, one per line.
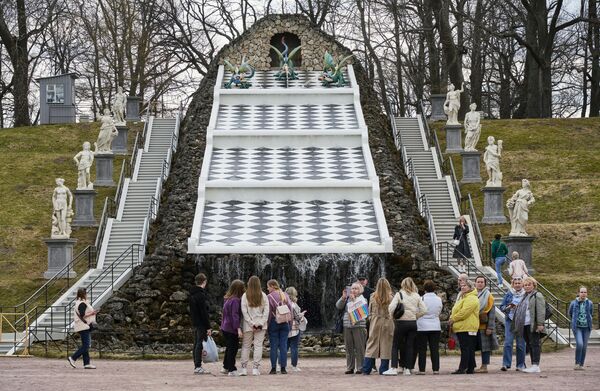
left=202, top=336, right=218, bottom=363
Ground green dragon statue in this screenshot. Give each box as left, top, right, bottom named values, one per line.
left=224, top=56, right=255, bottom=89
left=319, top=51, right=353, bottom=87
left=270, top=37, right=302, bottom=81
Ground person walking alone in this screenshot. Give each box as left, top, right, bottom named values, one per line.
left=452, top=216, right=471, bottom=273
left=240, top=276, right=269, bottom=376
left=189, top=273, right=212, bottom=375
left=336, top=282, right=368, bottom=374
left=221, top=280, right=245, bottom=376
left=569, top=286, right=593, bottom=370
left=67, top=288, right=98, bottom=369
left=491, top=234, right=509, bottom=287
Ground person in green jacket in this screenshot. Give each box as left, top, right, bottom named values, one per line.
left=491, top=234, right=509, bottom=287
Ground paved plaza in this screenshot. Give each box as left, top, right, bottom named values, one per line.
left=1, top=347, right=598, bottom=390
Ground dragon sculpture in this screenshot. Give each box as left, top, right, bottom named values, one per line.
left=271, top=37, right=302, bottom=81
left=319, top=51, right=353, bottom=87
left=224, top=56, right=255, bottom=89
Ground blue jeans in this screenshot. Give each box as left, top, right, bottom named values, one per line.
left=288, top=333, right=300, bottom=367
left=362, top=357, right=389, bottom=374
left=502, top=318, right=525, bottom=368
left=269, top=319, right=290, bottom=369
left=482, top=350, right=491, bottom=365
left=71, top=330, right=91, bottom=366
left=495, top=256, right=507, bottom=285
left=575, top=327, right=591, bottom=366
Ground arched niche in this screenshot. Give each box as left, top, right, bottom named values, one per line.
left=269, top=32, right=302, bottom=68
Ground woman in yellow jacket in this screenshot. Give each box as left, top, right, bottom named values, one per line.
left=449, top=279, right=480, bottom=374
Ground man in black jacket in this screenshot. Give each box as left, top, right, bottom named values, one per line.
left=358, top=277, right=374, bottom=303
left=190, top=273, right=212, bottom=374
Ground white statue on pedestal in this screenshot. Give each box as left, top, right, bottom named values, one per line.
left=464, top=103, right=481, bottom=151
left=73, top=142, right=94, bottom=189
left=443, top=83, right=464, bottom=126
left=112, top=86, right=127, bottom=125
left=483, top=136, right=503, bottom=187
left=507, top=179, right=535, bottom=236
left=51, top=178, right=73, bottom=239
left=95, top=108, right=118, bottom=153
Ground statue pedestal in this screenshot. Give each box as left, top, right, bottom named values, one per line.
left=430, top=94, right=447, bottom=121
left=460, top=151, right=482, bottom=183
left=504, top=235, right=536, bottom=274
left=95, top=153, right=115, bottom=187
left=445, top=124, right=463, bottom=154
left=481, top=187, right=507, bottom=224
left=126, top=96, right=141, bottom=121
left=44, top=238, right=77, bottom=279
left=72, top=189, right=98, bottom=227
left=113, top=125, right=128, bottom=155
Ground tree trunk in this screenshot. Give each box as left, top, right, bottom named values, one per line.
left=469, top=0, right=484, bottom=109
left=589, top=0, right=600, bottom=116
left=392, top=2, right=406, bottom=116
left=423, top=0, right=442, bottom=94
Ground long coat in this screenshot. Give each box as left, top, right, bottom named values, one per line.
left=365, top=298, right=394, bottom=359
left=452, top=224, right=472, bottom=258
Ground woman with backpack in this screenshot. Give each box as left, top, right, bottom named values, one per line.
left=513, top=276, right=545, bottom=373
left=220, top=279, right=245, bottom=376
left=286, top=286, right=307, bottom=372
left=267, top=279, right=293, bottom=374
left=240, top=276, right=269, bottom=376
left=67, top=288, right=98, bottom=369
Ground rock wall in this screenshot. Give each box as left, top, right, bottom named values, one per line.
left=96, top=15, right=455, bottom=348
left=219, top=14, right=350, bottom=70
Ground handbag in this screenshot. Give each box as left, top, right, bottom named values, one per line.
left=274, top=292, right=292, bottom=324
left=393, top=292, right=405, bottom=320
left=452, top=239, right=460, bottom=246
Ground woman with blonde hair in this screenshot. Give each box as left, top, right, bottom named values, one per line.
left=513, top=276, right=545, bottom=373
left=449, top=279, right=480, bottom=374
left=267, top=279, right=293, bottom=374
left=240, top=276, right=269, bottom=376
left=336, top=282, right=368, bottom=374
left=285, top=286, right=307, bottom=372
left=384, top=277, right=427, bottom=376
left=221, top=279, right=245, bottom=376
left=362, top=278, right=394, bottom=375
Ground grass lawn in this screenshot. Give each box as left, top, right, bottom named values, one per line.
left=0, top=121, right=142, bottom=307
left=433, top=118, right=600, bottom=306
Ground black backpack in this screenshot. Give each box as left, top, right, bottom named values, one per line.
left=535, top=292, right=553, bottom=320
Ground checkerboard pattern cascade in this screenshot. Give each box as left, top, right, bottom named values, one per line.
left=216, top=104, right=359, bottom=131
left=222, top=70, right=352, bottom=89
left=209, top=147, right=369, bottom=181
left=199, top=200, right=380, bottom=247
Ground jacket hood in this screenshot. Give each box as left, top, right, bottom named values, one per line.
left=190, top=285, right=205, bottom=295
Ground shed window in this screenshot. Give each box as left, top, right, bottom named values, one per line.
left=47, top=84, right=65, bottom=103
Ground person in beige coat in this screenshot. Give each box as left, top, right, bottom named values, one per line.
left=239, top=276, right=269, bottom=376
left=362, top=278, right=394, bottom=375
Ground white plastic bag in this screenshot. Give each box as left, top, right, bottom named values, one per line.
left=202, top=336, right=218, bottom=363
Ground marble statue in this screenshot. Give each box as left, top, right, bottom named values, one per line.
left=51, top=178, right=73, bottom=239
left=483, top=136, right=503, bottom=187
left=507, top=179, right=535, bottom=236
left=443, top=83, right=464, bottom=125
left=73, top=142, right=94, bottom=189
left=95, top=108, right=119, bottom=153
left=464, top=103, right=482, bottom=151
left=112, top=86, right=127, bottom=125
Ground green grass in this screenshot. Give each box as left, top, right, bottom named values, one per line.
left=433, top=118, right=600, bottom=306
left=0, top=122, right=142, bottom=307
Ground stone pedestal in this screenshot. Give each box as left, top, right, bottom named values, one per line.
left=79, top=114, right=90, bottom=123
left=113, top=125, right=128, bottom=155
left=504, top=235, right=536, bottom=274
left=95, top=152, right=115, bottom=187
left=126, top=96, right=141, bottom=121
left=445, top=124, right=463, bottom=154
left=44, top=238, right=77, bottom=279
left=460, top=151, right=482, bottom=183
left=72, top=189, right=98, bottom=227
left=430, top=94, right=447, bottom=121
left=482, top=187, right=507, bottom=224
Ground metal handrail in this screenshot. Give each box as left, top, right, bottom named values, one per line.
left=94, top=197, right=116, bottom=262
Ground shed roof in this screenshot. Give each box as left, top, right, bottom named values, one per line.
left=35, top=72, right=80, bottom=82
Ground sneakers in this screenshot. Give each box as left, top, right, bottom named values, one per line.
left=239, top=368, right=248, bottom=376
left=194, top=367, right=210, bottom=375
left=382, top=368, right=398, bottom=376
left=516, top=367, right=525, bottom=372
left=292, top=366, right=301, bottom=372
left=67, top=357, right=76, bottom=368
left=574, top=364, right=584, bottom=371
left=523, top=365, right=540, bottom=373
left=220, top=368, right=228, bottom=374
left=475, top=365, right=488, bottom=373
left=433, top=371, right=439, bottom=375
left=403, top=369, right=411, bottom=376
left=252, top=368, right=260, bottom=376
left=228, top=371, right=240, bottom=377
left=84, top=364, right=96, bottom=369
left=501, top=366, right=509, bottom=371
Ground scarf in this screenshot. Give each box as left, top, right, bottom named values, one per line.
left=513, top=290, right=533, bottom=337
left=477, top=287, right=490, bottom=313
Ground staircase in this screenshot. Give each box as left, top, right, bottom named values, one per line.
left=187, top=66, right=392, bottom=254
left=392, top=110, right=573, bottom=345
left=4, top=117, right=179, bottom=355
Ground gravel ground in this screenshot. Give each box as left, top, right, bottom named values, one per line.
left=1, top=347, right=598, bottom=390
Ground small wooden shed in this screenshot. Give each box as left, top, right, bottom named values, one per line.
left=36, top=73, right=79, bottom=124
